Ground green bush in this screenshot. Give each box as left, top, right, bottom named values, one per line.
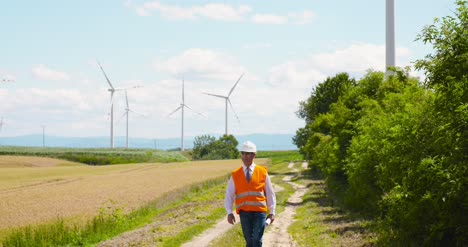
left=192, top=135, right=239, bottom=160
left=294, top=2, right=468, bottom=243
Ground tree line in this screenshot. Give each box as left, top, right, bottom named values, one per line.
left=294, top=1, right=467, bottom=245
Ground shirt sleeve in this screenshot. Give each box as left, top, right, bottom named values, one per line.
left=264, top=173, right=276, bottom=215
left=224, top=177, right=235, bottom=215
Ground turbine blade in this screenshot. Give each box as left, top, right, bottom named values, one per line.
left=117, top=111, right=127, bottom=123
left=228, top=73, right=244, bottom=97
left=203, top=92, right=227, bottom=99
left=182, top=79, right=185, bottom=103
left=228, top=99, right=240, bottom=123
left=129, top=109, right=147, bottom=117
left=114, top=85, right=142, bottom=91
left=184, top=104, right=205, bottom=117
left=125, top=90, right=129, bottom=108
left=110, top=91, right=115, bottom=108
left=168, top=106, right=183, bottom=117
left=96, top=60, right=115, bottom=89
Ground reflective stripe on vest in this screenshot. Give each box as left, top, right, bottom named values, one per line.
left=236, top=191, right=265, bottom=200
left=236, top=201, right=267, bottom=211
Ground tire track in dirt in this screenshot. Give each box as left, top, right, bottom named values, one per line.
left=262, top=162, right=308, bottom=247
left=0, top=177, right=83, bottom=194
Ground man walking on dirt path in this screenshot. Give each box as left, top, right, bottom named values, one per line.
left=225, top=141, right=276, bottom=247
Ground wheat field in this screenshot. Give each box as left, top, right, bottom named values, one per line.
left=0, top=156, right=268, bottom=231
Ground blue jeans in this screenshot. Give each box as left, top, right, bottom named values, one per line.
left=239, top=211, right=266, bottom=247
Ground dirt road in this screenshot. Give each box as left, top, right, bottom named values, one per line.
left=262, top=162, right=308, bottom=246
left=182, top=162, right=307, bottom=247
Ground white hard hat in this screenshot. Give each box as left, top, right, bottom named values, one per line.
left=240, top=141, right=257, bottom=153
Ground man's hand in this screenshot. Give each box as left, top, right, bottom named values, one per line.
left=227, top=213, right=236, bottom=225
left=267, top=214, right=275, bottom=224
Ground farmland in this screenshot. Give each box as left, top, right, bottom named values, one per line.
left=0, top=155, right=268, bottom=233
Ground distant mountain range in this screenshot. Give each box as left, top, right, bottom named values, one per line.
left=0, top=134, right=297, bottom=151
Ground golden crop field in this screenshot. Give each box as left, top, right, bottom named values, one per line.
left=0, top=156, right=268, bottom=231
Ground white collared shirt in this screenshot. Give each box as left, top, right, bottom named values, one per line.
left=224, top=162, right=276, bottom=215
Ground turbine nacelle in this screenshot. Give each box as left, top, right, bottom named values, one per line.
left=203, top=73, right=244, bottom=135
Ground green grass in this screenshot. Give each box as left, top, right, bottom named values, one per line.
left=209, top=151, right=301, bottom=246
left=0, top=146, right=188, bottom=165
left=209, top=224, right=245, bottom=247
left=0, top=176, right=228, bottom=247
left=289, top=169, right=377, bottom=247
left=256, top=150, right=302, bottom=164
left=288, top=178, right=332, bottom=247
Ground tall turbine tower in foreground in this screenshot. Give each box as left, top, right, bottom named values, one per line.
left=386, top=0, right=396, bottom=75
left=203, top=73, right=244, bottom=135
left=97, top=61, right=139, bottom=148
left=168, top=79, right=204, bottom=151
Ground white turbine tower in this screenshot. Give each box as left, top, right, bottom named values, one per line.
left=120, top=90, right=146, bottom=149
left=97, top=61, right=139, bottom=148
left=203, top=73, right=244, bottom=136
left=168, top=79, right=203, bottom=151
left=386, top=0, right=396, bottom=75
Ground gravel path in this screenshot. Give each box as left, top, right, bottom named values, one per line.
left=261, top=162, right=308, bottom=247
left=182, top=162, right=308, bottom=247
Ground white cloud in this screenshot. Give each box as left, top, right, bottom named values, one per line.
left=252, top=10, right=314, bottom=25
left=194, top=3, right=251, bottom=21
left=288, top=10, right=314, bottom=25
left=134, top=2, right=313, bottom=25
left=153, top=48, right=245, bottom=81
left=32, top=64, right=70, bottom=81
left=308, top=43, right=412, bottom=76
left=260, top=43, right=414, bottom=110
left=0, top=70, right=16, bottom=82
left=135, top=1, right=251, bottom=21
left=266, top=61, right=325, bottom=89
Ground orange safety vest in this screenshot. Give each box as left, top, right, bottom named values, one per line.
left=232, top=165, right=268, bottom=214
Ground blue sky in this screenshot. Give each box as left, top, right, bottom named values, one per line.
left=0, top=0, right=457, bottom=142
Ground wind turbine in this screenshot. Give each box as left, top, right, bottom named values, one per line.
left=120, top=90, right=146, bottom=149
left=386, top=0, right=396, bottom=75
left=203, top=73, right=244, bottom=136
left=168, top=79, right=204, bottom=151
left=97, top=60, right=140, bottom=148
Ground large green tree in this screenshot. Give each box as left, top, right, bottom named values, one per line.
left=192, top=134, right=239, bottom=160
left=293, top=73, right=356, bottom=158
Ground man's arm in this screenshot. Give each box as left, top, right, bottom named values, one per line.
left=225, top=177, right=236, bottom=224
left=264, top=173, right=276, bottom=223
